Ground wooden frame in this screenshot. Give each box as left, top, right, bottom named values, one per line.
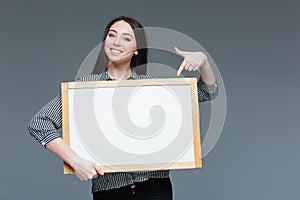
left=61, top=78, right=201, bottom=174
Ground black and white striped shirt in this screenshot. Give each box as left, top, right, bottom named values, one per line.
left=28, top=70, right=218, bottom=192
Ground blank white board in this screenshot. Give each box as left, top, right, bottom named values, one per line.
left=61, top=78, right=201, bottom=173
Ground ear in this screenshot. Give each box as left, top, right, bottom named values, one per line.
left=134, top=51, right=138, bottom=55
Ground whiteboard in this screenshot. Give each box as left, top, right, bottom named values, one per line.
left=61, top=78, right=201, bottom=173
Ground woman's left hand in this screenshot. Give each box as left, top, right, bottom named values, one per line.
left=175, top=47, right=209, bottom=76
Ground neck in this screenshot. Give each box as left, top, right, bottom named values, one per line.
left=106, top=64, right=132, bottom=80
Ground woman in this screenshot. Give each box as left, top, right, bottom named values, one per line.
left=28, top=16, right=218, bottom=200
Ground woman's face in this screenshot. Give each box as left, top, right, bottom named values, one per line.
left=104, top=20, right=137, bottom=65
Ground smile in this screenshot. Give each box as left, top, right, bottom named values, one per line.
left=110, top=48, right=123, bottom=54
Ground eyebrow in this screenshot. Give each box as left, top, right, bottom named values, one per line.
left=109, top=29, right=134, bottom=38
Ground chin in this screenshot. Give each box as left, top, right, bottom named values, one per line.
left=108, top=56, right=132, bottom=65
left=109, top=57, right=123, bottom=63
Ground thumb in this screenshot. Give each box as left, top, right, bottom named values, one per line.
left=174, top=47, right=186, bottom=57
left=94, top=165, right=104, bottom=176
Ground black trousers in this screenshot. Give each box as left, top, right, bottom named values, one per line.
left=93, top=178, right=173, bottom=200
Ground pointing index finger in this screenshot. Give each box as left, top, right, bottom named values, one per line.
left=177, top=59, right=186, bottom=76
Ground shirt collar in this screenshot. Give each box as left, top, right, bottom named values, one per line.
left=104, top=69, right=139, bottom=81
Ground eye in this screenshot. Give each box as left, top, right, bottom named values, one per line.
left=123, top=37, right=131, bottom=42
left=108, top=33, right=116, bottom=37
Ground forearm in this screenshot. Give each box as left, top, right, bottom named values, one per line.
left=46, top=137, right=104, bottom=179
left=200, top=59, right=216, bottom=85
left=197, top=60, right=218, bottom=102
left=45, top=137, right=81, bottom=168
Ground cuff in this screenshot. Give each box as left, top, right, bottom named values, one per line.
left=40, top=134, right=61, bottom=147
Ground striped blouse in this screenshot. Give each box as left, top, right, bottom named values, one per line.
left=28, top=70, right=218, bottom=192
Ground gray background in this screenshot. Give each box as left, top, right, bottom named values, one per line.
left=1, top=0, right=299, bottom=199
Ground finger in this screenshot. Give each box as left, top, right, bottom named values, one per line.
left=187, top=64, right=195, bottom=71
left=189, top=62, right=199, bottom=71
left=174, top=47, right=186, bottom=58
left=177, top=59, right=187, bottom=76
left=94, top=165, right=104, bottom=176
left=185, top=62, right=192, bottom=70
left=77, top=174, right=86, bottom=181
left=193, top=66, right=198, bottom=71
left=75, top=170, right=88, bottom=181
left=79, top=176, right=87, bottom=181
left=88, top=171, right=96, bottom=180
left=93, top=174, right=98, bottom=179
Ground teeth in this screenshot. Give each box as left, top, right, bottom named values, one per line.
left=111, top=49, right=122, bottom=53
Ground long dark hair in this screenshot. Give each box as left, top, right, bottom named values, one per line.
left=92, top=16, right=148, bottom=75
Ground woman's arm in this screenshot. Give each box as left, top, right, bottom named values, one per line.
left=28, top=95, right=103, bottom=180
left=175, top=47, right=218, bottom=101
left=175, top=47, right=216, bottom=84
left=46, top=138, right=103, bottom=180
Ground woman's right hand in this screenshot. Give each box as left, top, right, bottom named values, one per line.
left=45, top=138, right=104, bottom=181
left=71, top=157, right=104, bottom=181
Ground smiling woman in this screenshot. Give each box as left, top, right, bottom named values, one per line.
left=93, top=16, right=148, bottom=78
left=27, top=15, right=218, bottom=200
left=104, top=20, right=138, bottom=78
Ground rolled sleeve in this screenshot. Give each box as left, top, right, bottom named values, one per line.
left=197, top=79, right=218, bottom=102
left=28, top=95, right=62, bottom=147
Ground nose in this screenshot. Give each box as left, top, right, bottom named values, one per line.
left=113, top=36, right=121, bottom=46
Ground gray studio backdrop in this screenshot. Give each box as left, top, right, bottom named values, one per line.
left=1, top=0, right=299, bottom=199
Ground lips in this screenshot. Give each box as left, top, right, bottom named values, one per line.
left=110, top=48, right=123, bottom=54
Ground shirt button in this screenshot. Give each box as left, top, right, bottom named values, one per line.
left=41, top=142, right=46, bottom=146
